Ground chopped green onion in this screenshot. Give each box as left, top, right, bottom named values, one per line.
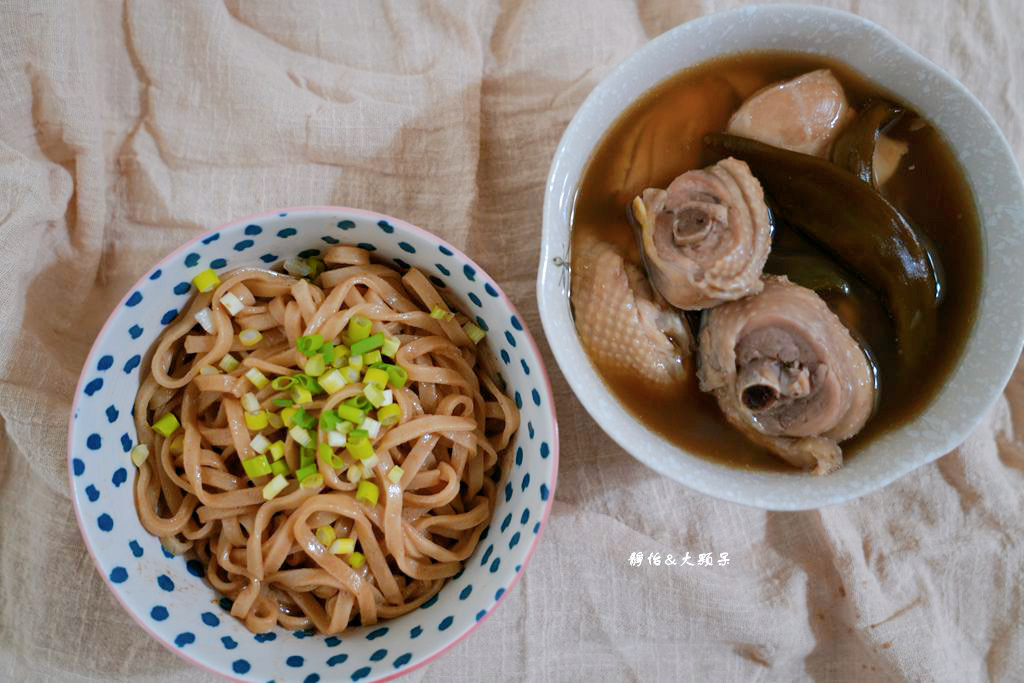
left=270, top=376, right=295, bottom=391
left=463, top=321, right=486, bottom=344
left=386, top=365, right=409, bottom=389
left=317, top=442, right=333, bottom=461
left=346, top=395, right=371, bottom=411
left=377, top=404, right=402, bottom=426
left=316, top=525, right=336, bottom=547
left=346, top=464, right=363, bottom=483
left=348, top=435, right=374, bottom=461
left=381, top=338, right=400, bottom=358
left=271, top=397, right=293, bottom=408
left=359, top=417, right=381, bottom=439
left=379, top=388, right=394, bottom=406
left=281, top=407, right=298, bottom=427
left=363, top=367, right=389, bottom=388
left=304, top=353, right=326, bottom=377
left=349, top=333, right=385, bottom=356
left=387, top=465, right=404, bottom=484
left=268, top=440, right=285, bottom=461
left=327, top=430, right=347, bottom=448
left=239, top=328, right=263, bottom=347
left=244, top=411, right=269, bottom=431
left=292, top=373, right=324, bottom=395
left=267, top=411, right=283, bottom=429
left=295, top=462, right=318, bottom=482
left=289, top=426, right=312, bottom=447
left=270, top=459, right=290, bottom=477
left=347, top=316, right=373, bottom=342
left=337, top=404, right=365, bottom=423
left=363, top=384, right=387, bottom=408
left=300, top=446, right=316, bottom=468
left=321, top=343, right=336, bottom=365
left=348, top=551, right=366, bottom=569
left=296, top=334, right=324, bottom=357
left=341, top=366, right=361, bottom=383
left=301, top=472, right=324, bottom=490
left=430, top=306, right=455, bottom=321
left=306, top=256, right=325, bottom=280
left=219, top=354, right=240, bottom=372
left=284, top=256, right=312, bottom=277
left=194, top=308, right=216, bottom=334
left=192, top=268, right=221, bottom=293
left=329, top=537, right=356, bottom=555
left=244, top=367, right=269, bottom=389
left=319, top=410, right=341, bottom=432
left=348, top=354, right=364, bottom=371
left=152, top=413, right=180, bottom=438
left=169, top=435, right=184, bottom=454
left=130, top=444, right=150, bottom=467
left=250, top=434, right=271, bottom=454
left=291, top=408, right=316, bottom=430
left=241, top=392, right=261, bottom=413
left=361, top=453, right=380, bottom=469
left=363, top=350, right=382, bottom=366
left=325, top=451, right=345, bottom=469
left=356, top=480, right=380, bottom=506
left=219, top=292, right=244, bottom=316
left=199, top=366, right=219, bottom=376
left=292, top=386, right=313, bottom=405
left=242, top=454, right=272, bottom=479
left=262, top=474, right=289, bottom=500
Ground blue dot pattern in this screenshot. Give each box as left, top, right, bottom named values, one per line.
left=69, top=209, right=556, bottom=682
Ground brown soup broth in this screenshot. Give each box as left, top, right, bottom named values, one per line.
left=570, top=51, right=981, bottom=471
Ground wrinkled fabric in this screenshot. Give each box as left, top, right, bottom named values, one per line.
left=0, top=1, right=1021, bottom=681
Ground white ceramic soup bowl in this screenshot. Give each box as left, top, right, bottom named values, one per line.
left=537, top=5, right=1024, bottom=510
left=68, top=207, right=558, bottom=681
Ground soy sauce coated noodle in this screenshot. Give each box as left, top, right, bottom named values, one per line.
left=133, top=246, right=519, bottom=634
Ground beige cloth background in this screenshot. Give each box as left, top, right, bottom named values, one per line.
left=0, top=0, right=1021, bottom=681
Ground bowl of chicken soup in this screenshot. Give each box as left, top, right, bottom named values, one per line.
left=536, top=5, right=1024, bottom=509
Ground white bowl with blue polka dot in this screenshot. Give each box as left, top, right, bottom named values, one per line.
left=68, top=206, right=559, bottom=682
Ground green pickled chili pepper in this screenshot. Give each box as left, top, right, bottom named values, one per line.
left=831, top=99, right=903, bottom=185
left=704, top=132, right=941, bottom=359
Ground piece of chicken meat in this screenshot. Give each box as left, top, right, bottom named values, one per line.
left=632, top=157, right=772, bottom=310
left=726, top=68, right=854, bottom=157
left=697, top=276, right=875, bottom=475
left=571, top=233, right=691, bottom=389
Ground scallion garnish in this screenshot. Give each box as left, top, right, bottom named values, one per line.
left=262, top=474, right=289, bottom=500
left=296, top=334, right=324, bottom=357
left=152, top=413, right=180, bottom=438
left=347, top=316, right=372, bottom=342
left=192, top=268, right=221, bottom=293
left=219, top=292, right=244, bottom=316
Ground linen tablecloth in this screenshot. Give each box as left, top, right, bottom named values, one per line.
left=1, top=1, right=1022, bottom=680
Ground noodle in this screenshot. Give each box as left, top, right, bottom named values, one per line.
left=133, top=246, right=519, bottom=634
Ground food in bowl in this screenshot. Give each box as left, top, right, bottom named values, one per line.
left=570, top=52, right=980, bottom=474
left=131, top=244, right=519, bottom=634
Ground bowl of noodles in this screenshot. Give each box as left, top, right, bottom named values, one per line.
left=68, top=207, right=558, bottom=682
